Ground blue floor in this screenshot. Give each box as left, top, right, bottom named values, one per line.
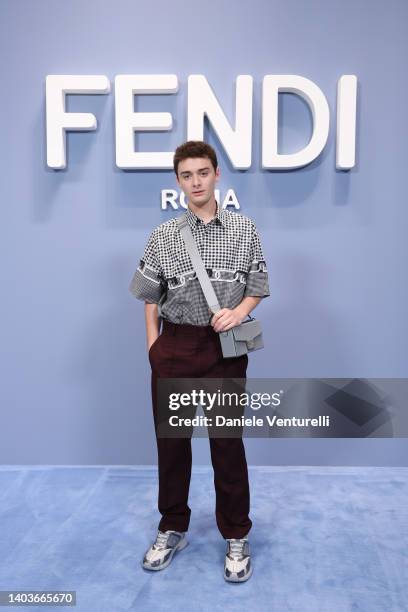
left=0, top=465, right=407, bottom=611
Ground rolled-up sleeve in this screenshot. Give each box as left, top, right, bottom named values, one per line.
left=129, top=228, right=166, bottom=303
left=243, top=221, right=270, bottom=298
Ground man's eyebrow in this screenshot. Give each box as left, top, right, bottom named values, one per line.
left=180, top=166, right=210, bottom=175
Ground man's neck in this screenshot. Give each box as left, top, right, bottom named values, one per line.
left=188, top=196, right=217, bottom=225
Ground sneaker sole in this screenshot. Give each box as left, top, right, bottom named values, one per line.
left=141, top=536, right=189, bottom=571
left=224, top=562, right=253, bottom=583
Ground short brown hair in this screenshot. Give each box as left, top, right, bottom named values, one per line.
left=173, top=140, right=218, bottom=176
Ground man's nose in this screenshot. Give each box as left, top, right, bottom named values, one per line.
left=192, top=175, right=201, bottom=187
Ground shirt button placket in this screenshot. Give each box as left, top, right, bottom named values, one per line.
left=196, top=224, right=204, bottom=251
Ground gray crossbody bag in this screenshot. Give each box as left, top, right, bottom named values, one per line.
left=175, top=213, right=264, bottom=358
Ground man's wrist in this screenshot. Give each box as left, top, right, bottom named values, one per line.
left=234, top=296, right=261, bottom=321
left=233, top=303, right=250, bottom=321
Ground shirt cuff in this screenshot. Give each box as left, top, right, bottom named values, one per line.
left=243, top=261, right=270, bottom=298
left=129, top=264, right=164, bottom=303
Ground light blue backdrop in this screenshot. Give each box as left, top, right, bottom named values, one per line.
left=1, top=0, right=407, bottom=465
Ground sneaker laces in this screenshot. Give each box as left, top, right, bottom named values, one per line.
left=153, top=530, right=175, bottom=550
left=227, top=538, right=247, bottom=559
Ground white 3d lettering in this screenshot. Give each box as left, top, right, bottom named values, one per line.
left=45, top=74, right=357, bottom=171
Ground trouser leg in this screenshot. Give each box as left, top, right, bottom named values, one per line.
left=205, top=351, right=252, bottom=539
left=156, top=436, right=192, bottom=533
left=151, top=367, right=192, bottom=533
left=209, top=436, right=252, bottom=539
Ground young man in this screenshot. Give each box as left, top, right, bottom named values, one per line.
left=129, top=140, right=270, bottom=582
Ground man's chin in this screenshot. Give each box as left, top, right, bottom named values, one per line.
left=191, top=193, right=208, bottom=203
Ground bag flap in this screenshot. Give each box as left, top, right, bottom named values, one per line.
left=232, top=320, right=262, bottom=342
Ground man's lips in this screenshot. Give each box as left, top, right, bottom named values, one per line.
left=193, top=190, right=204, bottom=195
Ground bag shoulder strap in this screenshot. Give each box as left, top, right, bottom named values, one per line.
left=176, top=213, right=221, bottom=315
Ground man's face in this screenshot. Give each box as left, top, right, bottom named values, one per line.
left=176, top=157, right=220, bottom=207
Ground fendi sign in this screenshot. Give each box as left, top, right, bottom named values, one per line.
left=46, top=74, right=357, bottom=171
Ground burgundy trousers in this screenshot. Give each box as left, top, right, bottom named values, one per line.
left=149, top=317, right=252, bottom=540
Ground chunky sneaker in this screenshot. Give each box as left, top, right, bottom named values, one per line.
left=224, top=538, right=253, bottom=582
left=141, top=530, right=188, bottom=571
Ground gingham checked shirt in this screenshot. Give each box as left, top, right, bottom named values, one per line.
left=129, top=201, right=270, bottom=326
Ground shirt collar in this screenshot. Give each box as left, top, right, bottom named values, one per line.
left=185, top=200, right=226, bottom=230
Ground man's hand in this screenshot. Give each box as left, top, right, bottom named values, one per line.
left=210, top=307, right=245, bottom=332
